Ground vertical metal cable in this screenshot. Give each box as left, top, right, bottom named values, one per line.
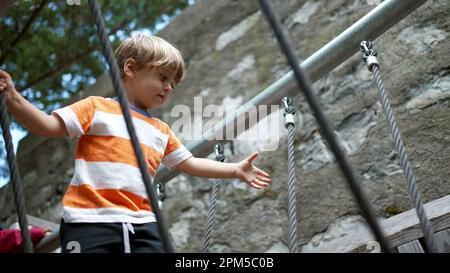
left=0, top=94, right=33, bottom=253
left=202, top=144, right=225, bottom=253
left=361, top=41, right=437, bottom=253
left=258, top=0, right=391, bottom=252
left=88, top=0, right=174, bottom=253
left=283, top=97, right=298, bottom=253
left=202, top=179, right=220, bottom=253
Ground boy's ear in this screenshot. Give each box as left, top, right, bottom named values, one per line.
left=123, top=58, right=137, bottom=79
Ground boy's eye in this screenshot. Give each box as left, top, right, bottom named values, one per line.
left=160, top=74, right=168, bottom=81
left=160, top=74, right=175, bottom=89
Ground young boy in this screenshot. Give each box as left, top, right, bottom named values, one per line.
left=0, top=34, right=271, bottom=253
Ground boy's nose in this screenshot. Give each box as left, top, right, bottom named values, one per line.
left=164, top=83, right=173, bottom=93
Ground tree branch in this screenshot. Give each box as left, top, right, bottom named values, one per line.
left=18, top=44, right=97, bottom=92
left=17, top=19, right=130, bottom=92
left=0, top=0, right=48, bottom=64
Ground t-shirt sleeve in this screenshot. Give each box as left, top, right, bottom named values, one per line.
left=162, top=128, right=192, bottom=168
left=51, top=96, right=96, bottom=139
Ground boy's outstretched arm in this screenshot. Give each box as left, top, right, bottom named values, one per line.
left=175, top=152, right=272, bottom=189
left=0, top=69, right=68, bottom=138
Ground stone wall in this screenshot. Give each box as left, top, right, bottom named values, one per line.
left=1, top=0, right=449, bottom=252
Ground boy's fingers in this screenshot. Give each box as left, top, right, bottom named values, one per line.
left=0, top=71, right=10, bottom=80
left=257, top=168, right=270, bottom=177
left=0, top=71, right=13, bottom=84
left=257, top=176, right=272, bottom=183
left=247, top=180, right=261, bottom=189
left=253, top=179, right=269, bottom=187
left=250, top=183, right=262, bottom=189
left=246, top=152, right=258, bottom=163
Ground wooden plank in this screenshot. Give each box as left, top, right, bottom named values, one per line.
left=6, top=214, right=60, bottom=233
left=26, top=215, right=60, bottom=253
left=34, top=231, right=60, bottom=253
left=350, top=195, right=450, bottom=253
left=26, top=215, right=60, bottom=233
left=5, top=214, right=61, bottom=253
left=303, top=194, right=450, bottom=252
left=434, top=228, right=450, bottom=253
left=397, top=240, right=425, bottom=253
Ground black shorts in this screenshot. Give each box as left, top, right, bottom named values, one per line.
left=59, top=219, right=165, bottom=253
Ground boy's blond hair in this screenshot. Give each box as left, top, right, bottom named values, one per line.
left=115, top=33, right=185, bottom=84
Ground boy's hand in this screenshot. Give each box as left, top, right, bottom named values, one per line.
left=235, top=152, right=272, bottom=189
left=0, top=69, right=68, bottom=138
left=0, top=69, right=18, bottom=101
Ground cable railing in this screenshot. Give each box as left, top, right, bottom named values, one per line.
left=154, top=0, right=428, bottom=186
left=3, top=0, right=430, bottom=253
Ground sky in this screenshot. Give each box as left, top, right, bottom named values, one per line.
left=0, top=128, right=27, bottom=188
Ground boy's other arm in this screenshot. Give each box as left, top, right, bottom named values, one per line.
left=0, top=70, right=68, bottom=138
left=175, top=153, right=272, bottom=189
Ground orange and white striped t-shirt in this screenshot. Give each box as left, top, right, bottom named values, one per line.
left=52, top=96, right=192, bottom=224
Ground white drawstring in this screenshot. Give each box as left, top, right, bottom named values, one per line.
left=122, top=222, right=135, bottom=253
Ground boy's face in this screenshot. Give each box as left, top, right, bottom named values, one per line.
left=124, top=61, right=175, bottom=110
